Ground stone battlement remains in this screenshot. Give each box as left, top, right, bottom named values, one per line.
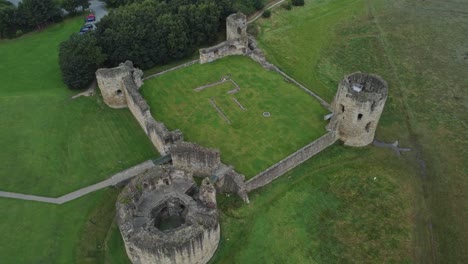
left=96, top=61, right=183, bottom=155
left=200, top=13, right=248, bottom=64
left=245, top=132, right=338, bottom=192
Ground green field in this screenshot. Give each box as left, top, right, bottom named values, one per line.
left=0, top=0, right=466, bottom=263
left=213, top=0, right=466, bottom=262
left=141, top=56, right=328, bottom=178
left=0, top=17, right=155, bottom=263
left=0, top=18, right=158, bottom=197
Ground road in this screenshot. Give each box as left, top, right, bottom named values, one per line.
left=5, top=0, right=108, bottom=22
left=89, top=0, right=108, bottom=22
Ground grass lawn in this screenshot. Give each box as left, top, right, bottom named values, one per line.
left=0, top=17, right=155, bottom=263
left=249, top=0, right=467, bottom=262
left=141, top=56, right=328, bottom=178
left=210, top=145, right=415, bottom=264
left=0, top=18, right=158, bottom=197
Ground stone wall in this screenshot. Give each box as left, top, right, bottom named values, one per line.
left=123, top=75, right=183, bottom=154
left=328, top=72, right=388, bottom=147
left=200, top=40, right=247, bottom=64
left=245, top=132, right=338, bottom=192
left=96, top=62, right=183, bottom=155
left=122, top=225, right=219, bottom=264
left=199, top=13, right=248, bottom=64
left=171, top=142, right=221, bottom=177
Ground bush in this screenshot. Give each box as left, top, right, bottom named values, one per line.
left=262, top=9, right=271, bottom=18
left=247, top=23, right=259, bottom=37
left=282, top=2, right=292, bottom=10
left=291, top=0, right=305, bottom=6
left=59, top=33, right=107, bottom=89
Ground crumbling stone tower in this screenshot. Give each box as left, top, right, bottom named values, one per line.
left=329, top=72, right=388, bottom=147
left=199, top=13, right=248, bottom=64
left=95, top=61, right=143, bottom=108
left=226, top=12, right=248, bottom=46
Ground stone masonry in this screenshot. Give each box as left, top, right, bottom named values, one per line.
left=328, top=72, right=388, bottom=147
left=199, top=13, right=248, bottom=64
left=116, top=165, right=220, bottom=264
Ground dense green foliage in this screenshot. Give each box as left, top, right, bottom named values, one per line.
left=291, top=0, right=305, bottom=6
left=104, top=0, right=264, bottom=14
left=142, top=56, right=327, bottom=178
left=59, top=33, right=106, bottom=89
left=262, top=9, right=271, bottom=18
left=96, top=0, right=223, bottom=69
left=0, top=0, right=62, bottom=38
left=61, top=0, right=89, bottom=14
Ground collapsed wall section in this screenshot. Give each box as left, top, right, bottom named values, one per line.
left=245, top=132, right=338, bottom=192
left=171, top=142, right=221, bottom=177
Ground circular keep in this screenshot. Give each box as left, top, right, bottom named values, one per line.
left=116, top=166, right=220, bottom=264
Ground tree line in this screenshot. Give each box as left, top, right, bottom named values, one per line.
left=0, top=0, right=89, bottom=38
left=60, top=0, right=265, bottom=89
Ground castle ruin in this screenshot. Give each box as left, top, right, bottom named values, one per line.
left=95, top=12, right=388, bottom=264
left=116, top=166, right=219, bottom=264
left=200, top=13, right=248, bottom=64
left=328, top=72, right=388, bottom=147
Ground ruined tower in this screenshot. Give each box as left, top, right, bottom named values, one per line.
left=95, top=61, right=143, bottom=108
left=330, top=73, right=388, bottom=147
left=199, top=13, right=248, bottom=64
left=226, top=12, right=248, bottom=45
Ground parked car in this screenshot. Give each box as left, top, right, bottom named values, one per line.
left=79, top=26, right=91, bottom=34
left=86, top=14, right=96, bottom=23
left=84, top=23, right=96, bottom=31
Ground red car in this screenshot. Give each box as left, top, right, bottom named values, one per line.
left=86, top=14, right=96, bottom=22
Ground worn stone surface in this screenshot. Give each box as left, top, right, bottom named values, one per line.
left=116, top=165, right=220, bottom=264
left=95, top=61, right=133, bottom=108
left=171, top=142, right=221, bottom=177
left=199, top=13, right=248, bottom=64
left=96, top=61, right=183, bottom=155
left=245, top=132, right=338, bottom=192
left=329, top=72, right=388, bottom=147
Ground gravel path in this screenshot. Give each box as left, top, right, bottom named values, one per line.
left=0, top=160, right=155, bottom=204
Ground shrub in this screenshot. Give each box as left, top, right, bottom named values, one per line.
left=247, top=24, right=259, bottom=37
left=282, top=2, right=292, bottom=10
left=262, top=9, right=271, bottom=18
left=292, top=0, right=305, bottom=6
left=59, top=33, right=107, bottom=89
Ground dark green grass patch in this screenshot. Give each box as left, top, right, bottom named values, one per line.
left=210, top=145, right=414, bottom=264
left=142, top=56, right=328, bottom=178
left=255, top=0, right=468, bottom=261
left=0, top=17, right=158, bottom=196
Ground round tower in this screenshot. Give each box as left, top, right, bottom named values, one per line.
left=331, top=73, right=388, bottom=147
left=226, top=13, right=247, bottom=45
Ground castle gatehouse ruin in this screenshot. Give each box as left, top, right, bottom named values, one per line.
left=95, top=12, right=388, bottom=264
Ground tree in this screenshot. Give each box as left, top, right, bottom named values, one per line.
left=59, top=33, right=107, bottom=89
left=0, top=3, right=15, bottom=38
left=62, top=0, right=90, bottom=14
left=18, top=0, right=61, bottom=30
left=291, top=0, right=305, bottom=6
